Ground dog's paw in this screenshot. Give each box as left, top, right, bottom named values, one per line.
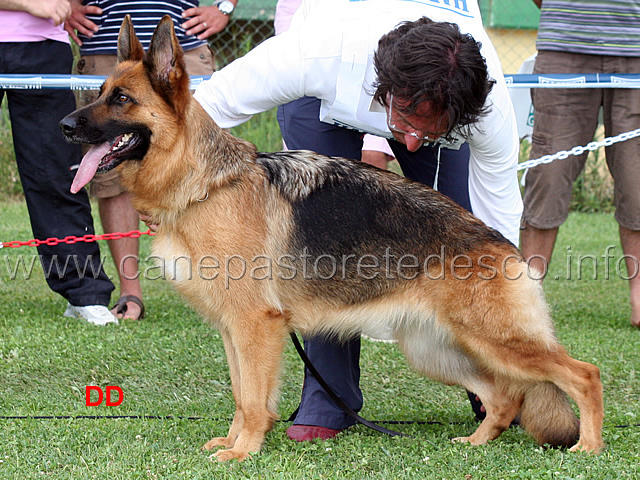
left=210, top=448, right=251, bottom=462
left=569, top=440, right=605, bottom=455
left=451, top=436, right=471, bottom=444
left=202, top=437, right=234, bottom=451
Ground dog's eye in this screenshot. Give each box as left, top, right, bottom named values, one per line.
left=118, top=94, right=130, bottom=103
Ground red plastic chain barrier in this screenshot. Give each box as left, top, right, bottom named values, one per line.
left=0, top=229, right=155, bottom=249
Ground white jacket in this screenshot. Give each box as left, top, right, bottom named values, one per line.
left=194, top=0, right=523, bottom=245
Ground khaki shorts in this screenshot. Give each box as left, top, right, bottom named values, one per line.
left=522, top=50, right=640, bottom=231
left=74, top=44, right=215, bottom=198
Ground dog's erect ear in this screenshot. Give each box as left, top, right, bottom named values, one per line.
left=144, top=15, right=190, bottom=116
left=117, top=15, right=144, bottom=63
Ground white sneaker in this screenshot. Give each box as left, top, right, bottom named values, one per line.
left=64, top=303, right=119, bottom=326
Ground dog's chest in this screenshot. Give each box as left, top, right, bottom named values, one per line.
left=151, top=233, right=193, bottom=283
left=150, top=231, right=230, bottom=323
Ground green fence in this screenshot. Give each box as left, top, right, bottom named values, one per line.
left=480, top=0, right=540, bottom=29
left=202, top=0, right=277, bottom=68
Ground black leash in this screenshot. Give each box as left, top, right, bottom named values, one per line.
left=5, top=334, right=636, bottom=434
left=2, top=415, right=638, bottom=431
left=289, top=332, right=409, bottom=438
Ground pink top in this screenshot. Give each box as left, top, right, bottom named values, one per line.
left=0, top=10, right=70, bottom=43
left=362, top=134, right=394, bottom=156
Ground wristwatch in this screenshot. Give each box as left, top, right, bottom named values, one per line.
left=214, top=0, right=235, bottom=15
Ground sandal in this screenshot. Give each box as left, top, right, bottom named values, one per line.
left=111, top=295, right=146, bottom=320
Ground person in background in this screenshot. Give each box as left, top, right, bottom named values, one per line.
left=276, top=0, right=396, bottom=171
left=520, top=0, right=640, bottom=329
left=64, top=0, right=236, bottom=320
left=195, top=0, right=521, bottom=441
left=0, top=0, right=116, bottom=325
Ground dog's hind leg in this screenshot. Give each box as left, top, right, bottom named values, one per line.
left=202, top=328, right=244, bottom=452
left=443, top=272, right=603, bottom=453
left=463, top=340, right=602, bottom=452
left=541, top=352, right=604, bottom=454
left=472, top=331, right=602, bottom=451
left=453, top=381, right=523, bottom=446
left=209, top=309, right=290, bottom=462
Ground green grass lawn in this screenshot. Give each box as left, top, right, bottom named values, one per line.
left=1, top=200, right=638, bottom=479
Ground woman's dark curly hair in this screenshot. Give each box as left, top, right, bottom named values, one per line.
left=373, top=18, right=495, bottom=138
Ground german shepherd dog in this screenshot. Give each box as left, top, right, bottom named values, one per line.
left=60, top=16, right=605, bottom=461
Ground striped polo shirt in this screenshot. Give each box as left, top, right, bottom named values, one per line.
left=78, top=1, right=206, bottom=55
left=536, top=0, right=640, bottom=56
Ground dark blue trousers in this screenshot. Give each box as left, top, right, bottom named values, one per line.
left=278, top=97, right=471, bottom=429
left=0, top=40, right=114, bottom=307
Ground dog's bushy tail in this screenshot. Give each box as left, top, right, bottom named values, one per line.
left=519, top=382, right=579, bottom=448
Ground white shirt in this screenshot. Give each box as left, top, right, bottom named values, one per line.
left=194, top=0, right=523, bottom=245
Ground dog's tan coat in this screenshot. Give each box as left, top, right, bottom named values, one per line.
left=60, top=16, right=605, bottom=461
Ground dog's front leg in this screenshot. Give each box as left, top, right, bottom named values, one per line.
left=203, top=327, right=244, bottom=452
left=207, top=310, right=289, bottom=462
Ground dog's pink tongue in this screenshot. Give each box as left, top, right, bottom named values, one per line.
left=70, top=142, right=111, bottom=193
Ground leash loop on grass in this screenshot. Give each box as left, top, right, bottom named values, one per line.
left=0, top=415, right=637, bottom=431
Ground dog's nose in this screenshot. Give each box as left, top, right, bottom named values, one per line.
left=59, top=114, right=84, bottom=136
